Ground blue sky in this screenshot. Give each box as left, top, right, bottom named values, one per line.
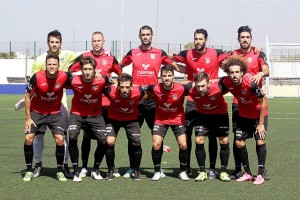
left=2, top=0, right=300, bottom=47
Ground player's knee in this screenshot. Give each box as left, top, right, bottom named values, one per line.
left=24, top=135, right=34, bottom=145
left=195, top=136, right=205, bottom=144
left=235, top=140, right=245, bottom=148
left=256, top=139, right=265, bottom=145
left=219, top=136, right=229, bottom=144
left=54, top=135, right=64, bottom=145
left=107, top=137, right=116, bottom=147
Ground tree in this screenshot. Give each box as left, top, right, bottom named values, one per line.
left=0, top=52, right=17, bottom=59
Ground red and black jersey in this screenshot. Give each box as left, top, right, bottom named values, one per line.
left=187, top=82, right=228, bottom=115
left=147, top=82, right=188, bottom=125
left=173, top=48, right=226, bottom=101
left=104, top=86, right=145, bottom=121
left=220, top=74, right=268, bottom=119
left=68, top=75, right=110, bottom=116
left=26, top=70, right=68, bottom=114
left=69, top=49, right=122, bottom=107
left=231, top=48, right=269, bottom=104
left=122, top=47, right=173, bottom=85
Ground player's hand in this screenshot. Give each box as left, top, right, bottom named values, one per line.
left=250, top=73, right=263, bottom=84
left=255, top=124, right=266, bottom=140
left=15, top=98, right=25, bottom=111
left=24, top=118, right=36, bottom=134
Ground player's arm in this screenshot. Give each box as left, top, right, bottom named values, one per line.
left=182, top=82, right=193, bottom=96
left=24, top=75, right=37, bottom=133
left=251, top=52, right=270, bottom=84
left=171, top=51, right=188, bottom=74
left=119, top=50, right=133, bottom=68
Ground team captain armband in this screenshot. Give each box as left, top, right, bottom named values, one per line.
left=255, top=87, right=265, bottom=99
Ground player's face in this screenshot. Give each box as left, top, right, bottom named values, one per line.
left=195, top=79, right=210, bottom=96
left=118, top=81, right=132, bottom=99
left=161, top=71, right=174, bottom=89
left=46, top=58, right=59, bottom=76
left=238, top=32, right=252, bottom=50
left=194, top=33, right=207, bottom=51
left=92, top=33, right=105, bottom=53
left=48, top=36, right=61, bottom=54
left=139, top=29, right=153, bottom=46
left=81, top=64, right=95, bottom=82
left=228, top=65, right=243, bottom=85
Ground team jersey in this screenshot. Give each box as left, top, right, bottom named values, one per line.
left=187, top=82, right=228, bottom=115
left=68, top=75, right=110, bottom=117
left=104, top=86, right=145, bottom=121
left=68, top=49, right=122, bottom=106
left=146, top=82, right=189, bottom=125
left=220, top=74, right=268, bottom=119
left=173, top=48, right=226, bottom=101
left=231, top=48, right=269, bottom=104
left=122, top=47, right=173, bottom=85
left=26, top=70, right=68, bottom=114
left=31, top=50, right=80, bottom=105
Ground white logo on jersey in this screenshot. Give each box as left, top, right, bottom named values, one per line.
left=142, top=64, right=150, bottom=70
left=102, top=60, right=107, bottom=65
left=47, top=92, right=54, bottom=97
left=121, top=108, right=129, bottom=112
left=150, top=54, right=156, bottom=59
left=84, top=94, right=92, bottom=99
left=164, top=103, right=172, bottom=108
left=247, top=57, right=253, bottom=63
left=41, top=83, right=47, bottom=86
left=205, top=58, right=210, bottom=64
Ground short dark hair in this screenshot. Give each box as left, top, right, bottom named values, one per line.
left=194, top=29, right=208, bottom=39
left=45, top=53, right=59, bottom=64
left=238, top=25, right=252, bottom=38
left=47, top=30, right=62, bottom=43
left=80, top=56, right=97, bottom=69
left=139, top=25, right=153, bottom=35
left=194, top=72, right=209, bottom=83
left=160, top=65, right=174, bottom=75
left=222, top=55, right=248, bottom=74
left=92, top=31, right=104, bottom=37
left=117, top=73, right=133, bottom=86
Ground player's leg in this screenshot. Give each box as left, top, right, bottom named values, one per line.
left=173, top=125, right=189, bottom=181
left=125, top=121, right=142, bottom=180
left=32, top=126, right=46, bottom=178
left=207, top=135, right=218, bottom=179
left=80, top=130, right=91, bottom=177
left=151, top=124, right=166, bottom=181
left=218, top=136, right=230, bottom=182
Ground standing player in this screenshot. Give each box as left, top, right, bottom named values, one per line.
left=220, top=55, right=268, bottom=185
left=68, top=31, right=122, bottom=178
left=17, top=30, right=79, bottom=178
left=103, top=73, right=145, bottom=180
left=173, top=28, right=228, bottom=177
left=229, top=25, right=270, bottom=180
left=67, top=56, right=112, bottom=182
left=146, top=65, right=189, bottom=181
left=119, top=25, right=179, bottom=177
left=23, top=54, right=69, bottom=182
left=187, top=72, right=230, bottom=182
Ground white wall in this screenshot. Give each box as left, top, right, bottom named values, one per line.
left=0, top=59, right=33, bottom=83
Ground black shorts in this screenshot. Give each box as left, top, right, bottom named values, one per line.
left=27, top=111, right=65, bottom=135
left=106, top=119, right=141, bottom=144
left=194, top=113, right=229, bottom=137
left=232, top=103, right=239, bottom=132
left=235, top=115, right=269, bottom=140
left=68, top=113, right=107, bottom=142
left=152, top=124, right=185, bottom=138
left=102, top=106, right=109, bottom=124
left=138, top=99, right=156, bottom=129
left=185, top=100, right=197, bottom=127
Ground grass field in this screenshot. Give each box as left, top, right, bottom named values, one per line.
left=0, top=94, right=299, bottom=200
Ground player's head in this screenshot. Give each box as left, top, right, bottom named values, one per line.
left=223, top=55, right=248, bottom=85
left=194, top=72, right=210, bottom=96
left=160, top=65, right=174, bottom=90
left=92, top=31, right=105, bottom=54
left=194, top=29, right=208, bottom=51
left=47, top=30, right=62, bottom=54
left=237, top=25, right=252, bottom=50
left=45, top=53, right=60, bottom=77
left=117, top=73, right=133, bottom=98
left=139, top=25, right=153, bottom=46
left=80, top=56, right=97, bottom=82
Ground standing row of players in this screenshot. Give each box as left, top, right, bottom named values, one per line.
left=20, top=25, right=269, bottom=185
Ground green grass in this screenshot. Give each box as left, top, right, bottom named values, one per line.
left=0, top=95, right=300, bottom=200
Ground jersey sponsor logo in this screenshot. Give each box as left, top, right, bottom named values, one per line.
left=55, top=82, right=61, bottom=88
left=196, top=68, right=204, bottom=72
left=114, top=100, right=120, bottom=102
left=237, top=96, right=252, bottom=104
left=93, top=85, right=98, bottom=91
left=205, top=58, right=210, bottom=64
left=121, top=108, right=129, bottom=112
left=47, top=92, right=54, bottom=97
left=142, top=64, right=150, bottom=70
left=40, top=92, right=58, bottom=101
left=172, top=94, right=178, bottom=100
left=84, top=94, right=92, bottom=99
left=102, top=60, right=107, bottom=65
left=247, top=57, right=253, bottom=63
left=164, top=103, right=172, bottom=108
left=150, top=54, right=156, bottom=59
left=201, top=103, right=218, bottom=110
left=194, top=96, right=201, bottom=99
